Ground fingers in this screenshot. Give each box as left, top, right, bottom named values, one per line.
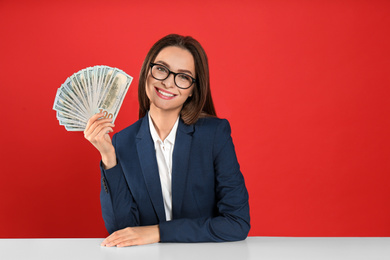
left=84, top=113, right=114, bottom=137
left=90, top=123, right=114, bottom=140
left=85, top=124, right=114, bottom=149
left=104, top=237, right=137, bottom=247
left=101, top=228, right=126, bottom=246
left=102, top=228, right=136, bottom=247
left=101, top=226, right=160, bottom=247
left=84, top=113, right=104, bottom=133
left=84, top=114, right=114, bottom=142
left=84, top=113, right=116, bottom=156
left=116, top=239, right=137, bottom=247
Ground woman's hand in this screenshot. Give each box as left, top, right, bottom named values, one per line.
left=84, top=113, right=116, bottom=169
left=101, top=225, right=160, bottom=247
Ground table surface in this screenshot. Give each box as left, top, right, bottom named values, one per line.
left=0, top=237, right=389, bottom=260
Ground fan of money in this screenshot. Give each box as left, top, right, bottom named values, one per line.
left=53, top=65, right=133, bottom=131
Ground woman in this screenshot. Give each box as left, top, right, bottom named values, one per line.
left=84, top=34, right=250, bottom=247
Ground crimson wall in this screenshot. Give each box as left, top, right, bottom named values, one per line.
left=0, top=0, right=389, bottom=237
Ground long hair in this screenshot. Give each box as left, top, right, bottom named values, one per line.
left=138, top=34, right=216, bottom=125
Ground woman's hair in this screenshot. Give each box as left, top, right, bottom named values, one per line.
left=138, top=34, right=216, bottom=125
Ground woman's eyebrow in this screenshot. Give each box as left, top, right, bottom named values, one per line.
left=155, top=60, right=194, bottom=76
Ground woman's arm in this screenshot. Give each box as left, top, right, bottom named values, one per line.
left=159, top=119, right=250, bottom=242
left=100, top=133, right=140, bottom=233
left=84, top=114, right=140, bottom=234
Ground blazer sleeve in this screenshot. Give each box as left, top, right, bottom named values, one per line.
left=159, top=119, right=251, bottom=242
left=100, top=134, right=139, bottom=234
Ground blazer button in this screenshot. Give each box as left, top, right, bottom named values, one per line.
left=102, top=177, right=108, bottom=193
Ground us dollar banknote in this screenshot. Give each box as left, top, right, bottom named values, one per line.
left=53, top=66, right=133, bottom=131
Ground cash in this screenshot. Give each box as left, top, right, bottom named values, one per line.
left=53, top=65, right=133, bottom=131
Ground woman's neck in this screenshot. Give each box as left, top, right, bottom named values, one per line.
left=149, top=106, right=180, bottom=141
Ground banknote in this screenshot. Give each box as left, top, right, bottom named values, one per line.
left=53, top=65, right=133, bottom=131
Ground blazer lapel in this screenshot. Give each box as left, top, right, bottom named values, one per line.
left=171, top=119, right=194, bottom=219
left=136, top=116, right=166, bottom=222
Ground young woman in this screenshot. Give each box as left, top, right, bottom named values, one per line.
left=84, top=34, right=250, bottom=247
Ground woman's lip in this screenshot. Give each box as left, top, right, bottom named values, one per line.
left=155, top=87, right=177, bottom=100
left=155, top=87, right=176, bottom=95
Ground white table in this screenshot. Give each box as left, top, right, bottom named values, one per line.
left=0, top=237, right=389, bottom=260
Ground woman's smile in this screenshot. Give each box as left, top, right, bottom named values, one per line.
left=155, top=87, right=177, bottom=100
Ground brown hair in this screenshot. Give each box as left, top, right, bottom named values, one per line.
left=138, top=34, right=216, bottom=125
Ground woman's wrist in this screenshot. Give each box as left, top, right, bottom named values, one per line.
left=101, top=152, right=117, bottom=170
left=153, top=225, right=161, bottom=243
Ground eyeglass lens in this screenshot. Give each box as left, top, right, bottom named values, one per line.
left=151, top=64, right=193, bottom=89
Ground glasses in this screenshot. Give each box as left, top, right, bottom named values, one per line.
left=150, top=63, right=196, bottom=89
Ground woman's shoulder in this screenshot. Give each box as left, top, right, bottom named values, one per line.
left=193, top=116, right=232, bottom=137
left=194, top=116, right=230, bottom=129
left=191, top=117, right=234, bottom=154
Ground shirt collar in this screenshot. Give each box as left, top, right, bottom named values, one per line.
left=148, top=112, right=179, bottom=145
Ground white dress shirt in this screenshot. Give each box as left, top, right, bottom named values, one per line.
left=148, top=113, right=179, bottom=221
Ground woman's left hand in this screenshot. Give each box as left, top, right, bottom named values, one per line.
left=101, top=225, right=160, bottom=247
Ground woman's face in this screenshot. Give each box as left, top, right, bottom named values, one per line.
left=146, top=46, right=195, bottom=115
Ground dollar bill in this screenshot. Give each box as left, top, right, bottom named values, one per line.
left=53, top=65, right=133, bottom=131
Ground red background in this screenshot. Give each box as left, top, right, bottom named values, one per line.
left=0, top=0, right=389, bottom=238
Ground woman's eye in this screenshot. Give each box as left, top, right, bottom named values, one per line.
left=178, top=74, right=191, bottom=81
left=156, top=66, right=168, bottom=73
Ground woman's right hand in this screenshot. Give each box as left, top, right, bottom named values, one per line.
left=84, top=113, right=117, bottom=169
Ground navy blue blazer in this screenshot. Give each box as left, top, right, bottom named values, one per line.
left=100, top=114, right=250, bottom=242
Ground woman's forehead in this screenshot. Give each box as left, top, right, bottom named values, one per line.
left=154, top=46, right=195, bottom=74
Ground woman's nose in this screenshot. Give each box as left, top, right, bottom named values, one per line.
left=162, top=73, right=176, bottom=88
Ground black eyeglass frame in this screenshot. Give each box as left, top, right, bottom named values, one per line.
left=149, top=63, right=196, bottom=89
